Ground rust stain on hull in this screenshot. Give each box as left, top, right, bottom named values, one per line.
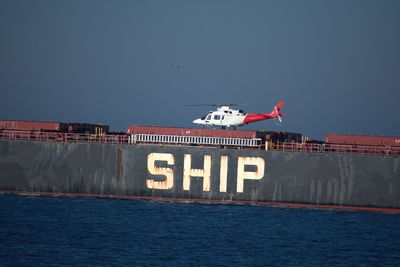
left=116, top=148, right=123, bottom=183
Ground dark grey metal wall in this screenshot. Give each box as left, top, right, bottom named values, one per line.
left=0, top=140, right=399, bottom=208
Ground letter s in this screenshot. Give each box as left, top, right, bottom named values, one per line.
left=147, top=153, right=174, bottom=190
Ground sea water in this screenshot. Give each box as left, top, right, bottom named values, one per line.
left=1, top=194, right=399, bottom=266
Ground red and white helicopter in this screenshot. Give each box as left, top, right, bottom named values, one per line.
left=192, top=101, right=286, bottom=129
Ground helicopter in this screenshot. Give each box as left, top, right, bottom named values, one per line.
left=192, top=101, right=286, bottom=129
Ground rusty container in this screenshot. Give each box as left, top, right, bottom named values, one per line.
left=0, top=120, right=61, bottom=132
left=126, top=125, right=258, bottom=139
left=326, top=134, right=400, bottom=147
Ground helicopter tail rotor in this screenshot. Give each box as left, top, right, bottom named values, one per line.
left=271, top=101, right=286, bottom=123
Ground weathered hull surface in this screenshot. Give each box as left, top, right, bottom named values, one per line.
left=0, top=140, right=399, bottom=210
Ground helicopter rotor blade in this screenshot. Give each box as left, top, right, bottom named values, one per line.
left=184, top=104, right=221, bottom=107
left=185, top=103, right=247, bottom=107
left=278, top=113, right=282, bottom=123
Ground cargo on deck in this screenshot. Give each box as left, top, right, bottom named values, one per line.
left=0, top=120, right=109, bottom=134
left=326, top=134, right=400, bottom=147
left=126, top=125, right=258, bottom=139
left=0, top=120, right=61, bottom=132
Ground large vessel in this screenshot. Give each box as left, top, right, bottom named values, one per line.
left=1, top=120, right=399, bottom=213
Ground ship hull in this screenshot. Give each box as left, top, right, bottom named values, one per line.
left=1, top=139, right=399, bottom=210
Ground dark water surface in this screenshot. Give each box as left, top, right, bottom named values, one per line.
left=1, top=194, right=399, bottom=266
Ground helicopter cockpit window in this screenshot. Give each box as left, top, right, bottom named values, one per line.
left=214, top=115, right=221, bottom=120
left=206, top=115, right=211, bottom=120
left=201, top=115, right=207, bottom=120
left=224, top=110, right=228, bottom=113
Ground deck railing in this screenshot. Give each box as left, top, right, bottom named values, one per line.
left=129, top=133, right=262, bottom=147
left=1, top=130, right=399, bottom=157
left=0, top=130, right=128, bottom=144
left=268, top=142, right=400, bottom=156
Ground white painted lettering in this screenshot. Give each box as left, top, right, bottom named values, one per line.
left=146, top=153, right=174, bottom=190
left=236, top=157, right=265, bottom=193
left=183, top=154, right=211, bottom=191
left=219, top=156, right=228, bottom=193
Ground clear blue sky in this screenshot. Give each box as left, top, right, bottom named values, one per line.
left=1, top=0, right=399, bottom=139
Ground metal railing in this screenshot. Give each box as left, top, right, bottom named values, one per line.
left=129, top=133, right=262, bottom=147
left=268, top=142, right=400, bottom=157
left=0, top=130, right=128, bottom=144
left=0, top=130, right=261, bottom=147
left=1, top=130, right=398, bottom=157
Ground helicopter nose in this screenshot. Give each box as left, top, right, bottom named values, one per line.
left=193, top=119, right=202, bottom=124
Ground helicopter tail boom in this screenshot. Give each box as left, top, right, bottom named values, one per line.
left=243, top=101, right=286, bottom=124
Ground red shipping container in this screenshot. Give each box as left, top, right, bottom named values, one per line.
left=0, top=120, right=61, bottom=132
left=126, top=125, right=258, bottom=139
left=326, top=134, right=400, bottom=147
